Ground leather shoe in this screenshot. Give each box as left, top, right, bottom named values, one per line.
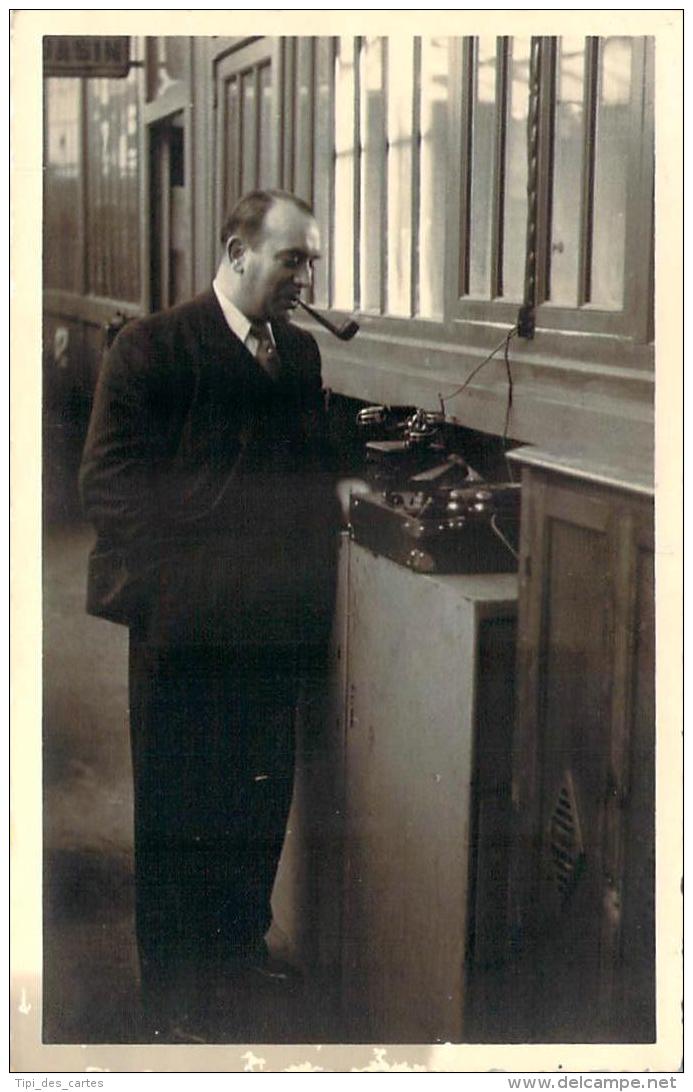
left=150, top=1014, right=209, bottom=1044
left=248, top=945, right=302, bottom=987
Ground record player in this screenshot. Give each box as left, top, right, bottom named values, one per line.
left=349, top=405, right=521, bottom=575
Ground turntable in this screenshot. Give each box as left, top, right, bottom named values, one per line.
left=348, top=405, right=521, bottom=574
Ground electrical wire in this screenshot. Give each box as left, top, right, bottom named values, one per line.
left=502, top=331, right=515, bottom=444
left=436, top=326, right=518, bottom=482
left=490, top=513, right=520, bottom=562
left=502, top=332, right=517, bottom=482
left=438, top=327, right=518, bottom=414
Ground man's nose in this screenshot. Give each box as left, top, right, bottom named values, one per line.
left=293, top=261, right=313, bottom=288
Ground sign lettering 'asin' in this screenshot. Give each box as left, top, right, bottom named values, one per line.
left=43, top=36, right=130, bottom=78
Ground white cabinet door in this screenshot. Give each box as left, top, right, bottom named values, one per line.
left=341, top=542, right=517, bottom=1042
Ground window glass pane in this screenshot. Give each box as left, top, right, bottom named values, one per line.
left=85, top=66, right=141, bottom=302
left=241, top=70, right=257, bottom=193
left=168, top=118, right=189, bottom=307
left=312, top=39, right=333, bottom=306
left=258, top=63, right=274, bottom=190
left=359, top=36, right=385, bottom=313
left=550, top=37, right=585, bottom=306
left=333, top=37, right=356, bottom=309
left=386, top=37, right=414, bottom=316
left=294, top=39, right=314, bottom=202
left=502, top=36, right=530, bottom=300
left=418, top=37, right=449, bottom=319
left=468, top=37, right=497, bottom=298
left=224, top=75, right=240, bottom=212
left=44, top=79, right=82, bottom=293
left=591, top=36, right=632, bottom=309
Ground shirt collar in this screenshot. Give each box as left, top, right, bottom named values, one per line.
left=212, top=276, right=275, bottom=350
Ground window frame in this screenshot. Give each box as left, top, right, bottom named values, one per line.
left=449, top=35, right=654, bottom=347
left=311, top=34, right=653, bottom=363
left=211, top=38, right=282, bottom=249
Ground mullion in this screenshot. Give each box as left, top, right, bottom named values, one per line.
left=491, top=37, right=509, bottom=299
left=328, top=37, right=336, bottom=307
left=578, top=36, right=599, bottom=306
left=253, top=63, right=262, bottom=188
left=458, top=37, right=475, bottom=298
left=307, top=38, right=316, bottom=208
left=536, top=36, right=557, bottom=306
left=380, top=37, right=389, bottom=315
left=234, top=74, right=243, bottom=203
left=353, top=36, right=362, bottom=312
left=411, top=37, right=422, bottom=317
left=327, top=36, right=336, bottom=307
left=520, top=35, right=543, bottom=312
left=79, top=78, right=89, bottom=296
left=282, top=39, right=296, bottom=191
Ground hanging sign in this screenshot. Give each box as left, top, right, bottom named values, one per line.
left=43, top=36, right=131, bottom=78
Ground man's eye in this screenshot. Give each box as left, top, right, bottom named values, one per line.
left=283, top=255, right=315, bottom=270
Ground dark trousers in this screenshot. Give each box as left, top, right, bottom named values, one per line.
left=128, top=633, right=299, bottom=1018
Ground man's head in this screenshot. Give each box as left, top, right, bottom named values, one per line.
left=219, top=190, right=321, bottom=322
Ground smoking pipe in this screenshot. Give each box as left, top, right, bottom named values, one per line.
left=297, top=298, right=359, bottom=341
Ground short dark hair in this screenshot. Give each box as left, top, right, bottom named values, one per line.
left=220, top=189, right=315, bottom=247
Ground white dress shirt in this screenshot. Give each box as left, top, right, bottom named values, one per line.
left=212, top=277, right=277, bottom=358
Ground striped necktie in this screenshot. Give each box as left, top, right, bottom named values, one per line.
left=249, top=321, right=281, bottom=380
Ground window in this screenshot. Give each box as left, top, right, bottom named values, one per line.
left=86, top=67, right=141, bottom=301
left=200, top=33, right=653, bottom=449
left=215, top=40, right=280, bottom=235
left=43, top=48, right=142, bottom=304
left=457, top=35, right=652, bottom=339
left=330, top=36, right=452, bottom=320
left=313, top=35, right=652, bottom=345
left=44, top=79, right=82, bottom=293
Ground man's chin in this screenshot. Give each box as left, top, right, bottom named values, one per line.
left=272, top=300, right=298, bottom=320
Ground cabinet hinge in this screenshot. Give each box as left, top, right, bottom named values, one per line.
left=347, top=683, right=356, bottom=731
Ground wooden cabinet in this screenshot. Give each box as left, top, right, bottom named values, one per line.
left=339, top=541, right=517, bottom=1043
left=274, top=456, right=655, bottom=1043
left=507, top=450, right=655, bottom=1043
left=275, top=536, right=518, bottom=1042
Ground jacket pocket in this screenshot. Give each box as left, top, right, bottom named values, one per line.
left=86, top=543, right=150, bottom=626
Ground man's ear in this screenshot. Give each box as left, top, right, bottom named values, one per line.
left=227, top=237, right=246, bottom=269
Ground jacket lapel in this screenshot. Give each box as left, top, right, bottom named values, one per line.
left=192, top=289, right=296, bottom=391
left=194, top=290, right=258, bottom=380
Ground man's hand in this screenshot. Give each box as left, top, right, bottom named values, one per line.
left=335, top=477, right=370, bottom=523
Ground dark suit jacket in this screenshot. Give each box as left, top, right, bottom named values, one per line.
left=80, top=289, right=339, bottom=648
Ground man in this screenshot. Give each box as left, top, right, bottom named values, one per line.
left=79, top=190, right=340, bottom=1039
